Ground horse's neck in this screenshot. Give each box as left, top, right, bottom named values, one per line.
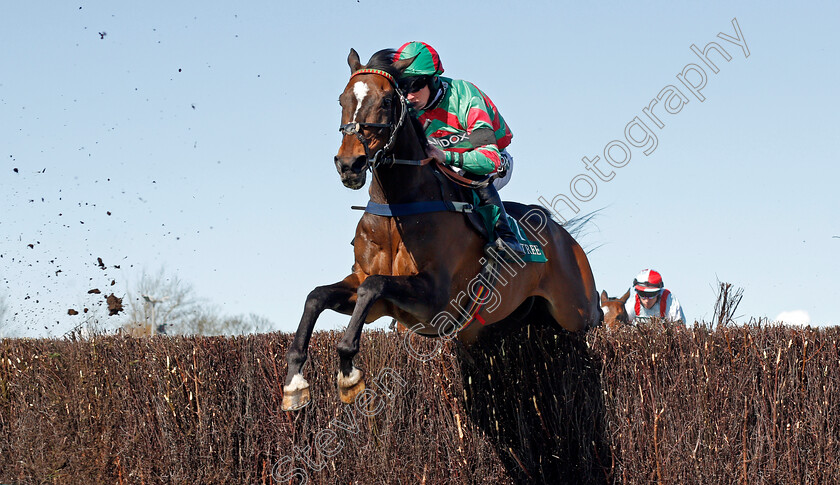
left=368, top=124, right=443, bottom=204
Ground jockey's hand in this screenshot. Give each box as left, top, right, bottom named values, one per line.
left=426, top=145, right=446, bottom=164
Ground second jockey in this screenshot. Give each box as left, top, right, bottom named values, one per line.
left=624, top=269, right=686, bottom=324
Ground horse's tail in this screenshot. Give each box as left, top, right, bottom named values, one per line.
left=528, top=205, right=603, bottom=252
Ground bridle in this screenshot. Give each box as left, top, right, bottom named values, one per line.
left=338, top=68, right=412, bottom=171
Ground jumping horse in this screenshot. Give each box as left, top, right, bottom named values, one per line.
left=600, top=289, right=631, bottom=330
left=282, top=48, right=601, bottom=410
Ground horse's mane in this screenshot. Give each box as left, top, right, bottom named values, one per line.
left=407, top=115, right=429, bottom=150
left=364, top=49, right=401, bottom=80
left=361, top=48, right=429, bottom=151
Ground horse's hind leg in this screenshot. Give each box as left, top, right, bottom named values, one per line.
left=283, top=276, right=360, bottom=411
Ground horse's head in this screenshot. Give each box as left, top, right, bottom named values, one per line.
left=600, top=289, right=631, bottom=330
left=334, top=48, right=416, bottom=189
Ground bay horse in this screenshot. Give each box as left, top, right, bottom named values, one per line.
left=600, top=289, right=631, bottom=330
left=282, top=48, right=601, bottom=410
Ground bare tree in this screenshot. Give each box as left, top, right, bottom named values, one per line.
left=123, top=267, right=202, bottom=334
left=121, top=268, right=275, bottom=336
left=218, top=313, right=275, bottom=335
left=173, top=308, right=274, bottom=336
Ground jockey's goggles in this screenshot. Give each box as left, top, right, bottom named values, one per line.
left=398, top=75, right=430, bottom=94
left=638, top=290, right=661, bottom=299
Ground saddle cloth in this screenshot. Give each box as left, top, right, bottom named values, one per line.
left=469, top=191, right=547, bottom=263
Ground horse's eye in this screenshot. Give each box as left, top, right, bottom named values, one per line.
left=382, top=98, right=392, bottom=109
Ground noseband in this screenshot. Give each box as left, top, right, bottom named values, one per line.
left=339, top=69, right=409, bottom=170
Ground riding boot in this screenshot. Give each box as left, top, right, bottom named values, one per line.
left=475, top=183, right=527, bottom=260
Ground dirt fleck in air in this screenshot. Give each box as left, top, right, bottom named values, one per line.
left=68, top=309, right=79, bottom=316
left=88, top=288, right=101, bottom=294
left=106, top=294, right=124, bottom=316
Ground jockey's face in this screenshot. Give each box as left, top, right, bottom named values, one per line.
left=639, top=292, right=659, bottom=309
left=406, top=85, right=431, bottom=110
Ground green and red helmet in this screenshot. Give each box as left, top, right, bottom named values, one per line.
left=394, top=41, right=444, bottom=77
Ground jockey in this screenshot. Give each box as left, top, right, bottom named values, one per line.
left=394, top=41, right=526, bottom=259
left=624, top=269, right=686, bottom=324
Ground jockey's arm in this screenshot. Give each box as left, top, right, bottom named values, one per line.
left=443, top=94, right=503, bottom=175
left=624, top=297, right=637, bottom=323
left=669, top=295, right=687, bottom=324
left=443, top=128, right=502, bottom=175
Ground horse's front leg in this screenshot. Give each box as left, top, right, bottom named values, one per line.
left=335, top=273, right=442, bottom=403
left=283, top=275, right=361, bottom=411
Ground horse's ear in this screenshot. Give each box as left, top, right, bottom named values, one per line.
left=600, top=290, right=608, bottom=305
left=348, top=48, right=363, bottom=73
left=620, top=289, right=631, bottom=303
left=392, top=54, right=419, bottom=74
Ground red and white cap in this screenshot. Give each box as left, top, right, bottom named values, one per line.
left=633, top=269, right=664, bottom=293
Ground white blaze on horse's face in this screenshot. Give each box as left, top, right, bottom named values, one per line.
left=601, top=306, right=611, bottom=317
left=352, top=81, right=369, bottom=122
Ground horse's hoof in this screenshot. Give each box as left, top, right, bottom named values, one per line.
left=281, top=387, right=311, bottom=411
left=339, top=379, right=366, bottom=404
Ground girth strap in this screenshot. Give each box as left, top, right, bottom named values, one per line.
left=356, top=200, right=474, bottom=216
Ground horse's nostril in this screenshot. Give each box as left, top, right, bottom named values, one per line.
left=350, top=155, right=367, bottom=173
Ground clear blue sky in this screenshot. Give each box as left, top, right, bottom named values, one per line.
left=2, top=1, right=838, bottom=337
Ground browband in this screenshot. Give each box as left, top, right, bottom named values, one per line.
left=350, top=68, right=396, bottom=85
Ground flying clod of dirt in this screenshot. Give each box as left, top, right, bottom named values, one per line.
left=106, top=294, right=124, bottom=316
left=88, top=288, right=101, bottom=294
left=68, top=309, right=79, bottom=316
left=97, top=257, right=106, bottom=269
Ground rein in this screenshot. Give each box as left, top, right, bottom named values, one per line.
left=434, top=162, right=492, bottom=189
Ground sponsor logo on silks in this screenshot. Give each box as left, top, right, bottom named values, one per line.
left=429, top=131, right=469, bottom=149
